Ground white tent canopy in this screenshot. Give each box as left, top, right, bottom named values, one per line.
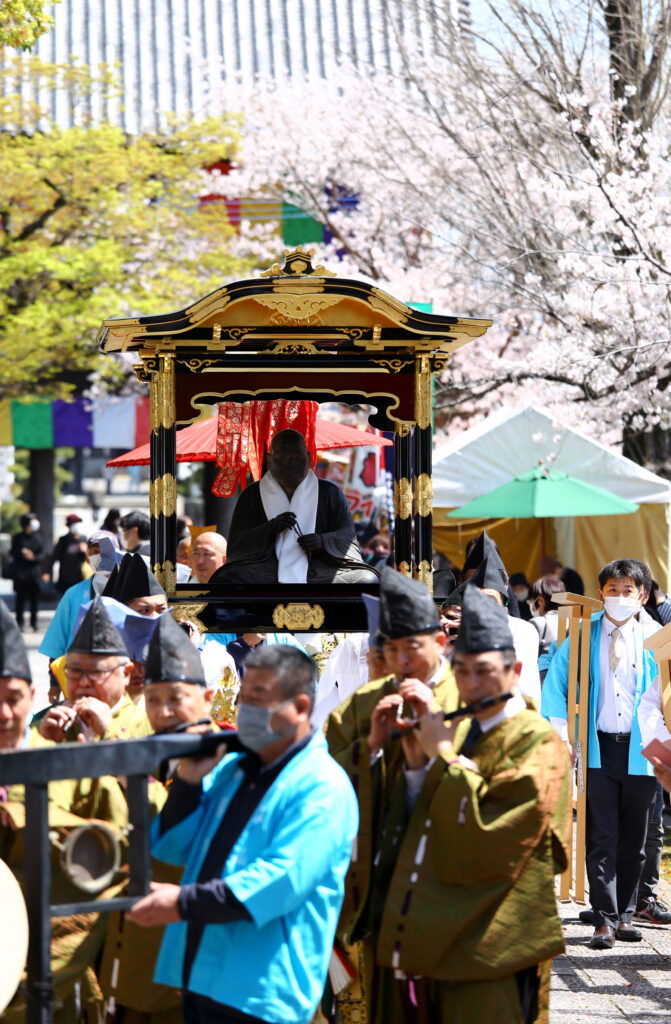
left=433, top=406, right=671, bottom=508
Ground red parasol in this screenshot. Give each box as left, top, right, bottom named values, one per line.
left=106, top=414, right=390, bottom=468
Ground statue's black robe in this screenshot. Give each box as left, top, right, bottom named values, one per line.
left=214, top=478, right=376, bottom=584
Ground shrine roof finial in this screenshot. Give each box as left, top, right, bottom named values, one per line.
left=260, top=245, right=337, bottom=278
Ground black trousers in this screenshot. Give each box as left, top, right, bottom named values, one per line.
left=14, top=579, right=40, bottom=629
left=182, top=992, right=269, bottom=1024
left=586, top=733, right=656, bottom=928
left=637, top=781, right=664, bottom=903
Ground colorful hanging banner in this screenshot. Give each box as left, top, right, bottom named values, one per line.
left=11, top=401, right=54, bottom=448
left=0, top=396, right=147, bottom=451
left=0, top=402, right=12, bottom=446
left=53, top=397, right=93, bottom=447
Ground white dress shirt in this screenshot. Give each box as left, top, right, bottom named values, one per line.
left=596, top=615, right=637, bottom=733
left=548, top=614, right=642, bottom=744
left=638, top=675, right=671, bottom=747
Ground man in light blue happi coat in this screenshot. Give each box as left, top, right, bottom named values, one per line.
left=128, top=644, right=358, bottom=1024
left=541, top=558, right=657, bottom=951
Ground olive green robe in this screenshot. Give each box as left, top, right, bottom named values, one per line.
left=372, top=708, right=571, bottom=1024
left=326, top=664, right=459, bottom=1024
left=326, top=663, right=460, bottom=941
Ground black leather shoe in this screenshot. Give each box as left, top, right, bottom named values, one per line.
left=615, top=923, right=642, bottom=942
left=579, top=908, right=595, bottom=925
left=590, top=926, right=616, bottom=949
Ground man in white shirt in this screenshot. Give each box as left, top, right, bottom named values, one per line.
left=542, top=559, right=658, bottom=949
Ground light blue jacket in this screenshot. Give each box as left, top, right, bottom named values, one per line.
left=200, top=632, right=308, bottom=654
left=541, top=611, right=656, bottom=775
left=39, top=577, right=93, bottom=659
left=152, top=730, right=358, bottom=1023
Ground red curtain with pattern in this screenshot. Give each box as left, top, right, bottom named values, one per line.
left=212, top=400, right=319, bottom=497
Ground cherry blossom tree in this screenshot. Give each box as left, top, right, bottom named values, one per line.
left=210, top=0, right=671, bottom=456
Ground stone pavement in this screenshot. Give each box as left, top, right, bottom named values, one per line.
left=550, top=885, right=671, bottom=1021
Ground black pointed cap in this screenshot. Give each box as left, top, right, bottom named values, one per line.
left=144, top=612, right=205, bottom=686
left=115, top=553, right=165, bottom=604
left=454, top=584, right=514, bottom=654
left=68, top=597, right=129, bottom=657
left=463, top=530, right=507, bottom=582
left=378, top=565, right=441, bottom=639
left=441, top=579, right=466, bottom=607
left=467, top=544, right=509, bottom=598
left=433, top=568, right=457, bottom=602
left=101, top=564, right=119, bottom=598
left=0, top=600, right=31, bottom=682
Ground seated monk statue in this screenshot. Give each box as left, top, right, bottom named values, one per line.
left=213, top=428, right=377, bottom=585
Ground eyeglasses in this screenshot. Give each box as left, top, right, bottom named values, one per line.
left=65, top=665, right=122, bottom=685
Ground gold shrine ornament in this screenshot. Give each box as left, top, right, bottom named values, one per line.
left=414, top=473, right=433, bottom=517
left=272, top=603, right=325, bottom=631
left=149, top=473, right=177, bottom=519
left=394, top=478, right=413, bottom=520
left=169, top=602, right=207, bottom=634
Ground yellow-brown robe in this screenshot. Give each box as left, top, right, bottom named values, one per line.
left=1, top=735, right=131, bottom=1024
left=371, top=708, right=571, bottom=1024
left=2, top=696, right=153, bottom=1022
left=57, top=692, right=153, bottom=743
left=325, top=663, right=460, bottom=1022
left=98, top=782, right=183, bottom=1023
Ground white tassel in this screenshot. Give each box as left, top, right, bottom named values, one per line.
left=328, top=945, right=356, bottom=994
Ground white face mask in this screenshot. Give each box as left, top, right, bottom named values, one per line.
left=515, top=587, right=529, bottom=602
left=528, top=600, right=541, bottom=618
left=603, top=594, right=640, bottom=623
left=88, top=553, right=102, bottom=572
left=29, top=518, right=40, bottom=531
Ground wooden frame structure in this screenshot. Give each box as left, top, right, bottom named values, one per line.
left=644, top=622, right=671, bottom=731
left=554, top=592, right=602, bottom=902
left=97, top=247, right=492, bottom=631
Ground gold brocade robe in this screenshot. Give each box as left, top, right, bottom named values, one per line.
left=325, top=663, right=460, bottom=942
left=371, top=708, right=571, bottom=1024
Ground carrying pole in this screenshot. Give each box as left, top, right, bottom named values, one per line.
left=554, top=592, right=602, bottom=902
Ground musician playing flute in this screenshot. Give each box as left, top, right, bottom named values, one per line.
left=346, top=583, right=571, bottom=1024
left=325, top=566, right=460, bottom=1022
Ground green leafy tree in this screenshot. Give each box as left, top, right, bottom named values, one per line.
left=0, top=56, right=252, bottom=399
left=0, top=0, right=59, bottom=50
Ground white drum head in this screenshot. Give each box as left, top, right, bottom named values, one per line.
left=0, top=859, right=28, bottom=1013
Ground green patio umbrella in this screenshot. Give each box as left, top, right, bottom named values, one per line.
left=446, top=467, right=638, bottom=556
left=447, top=467, right=639, bottom=519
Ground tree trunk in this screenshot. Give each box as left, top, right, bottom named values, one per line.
left=29, top=448, right=55, bottom=553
